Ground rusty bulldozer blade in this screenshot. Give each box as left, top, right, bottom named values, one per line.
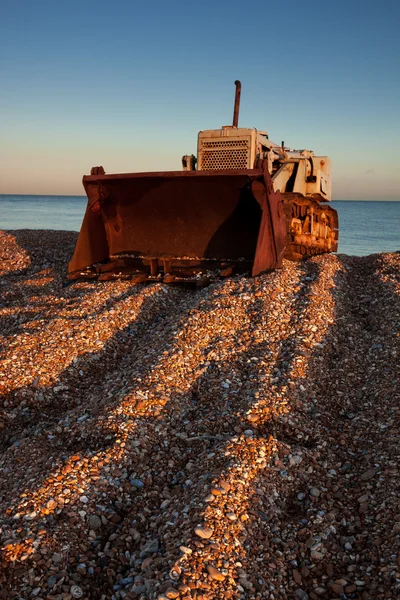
left=68, top=160, right=287, bottom=282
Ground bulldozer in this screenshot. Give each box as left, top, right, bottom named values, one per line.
left=68, top=81, right=338, bottom=283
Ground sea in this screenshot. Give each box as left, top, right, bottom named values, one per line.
left=0, top=195, right=399, bottom=257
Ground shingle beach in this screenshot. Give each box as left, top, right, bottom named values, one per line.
left=0, top=230, right=399, bottom=600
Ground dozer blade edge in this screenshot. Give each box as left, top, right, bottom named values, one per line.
left=68, top=160, right=288, bottom=283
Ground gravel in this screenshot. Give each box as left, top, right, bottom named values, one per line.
left=0, top=229, right=399, bottom=600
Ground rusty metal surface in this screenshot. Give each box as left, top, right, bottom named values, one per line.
left=251, top=161, right=287, bottom=275
left=282, top=194, right=338, bottom=260
left=232, top=80, right=241, bottom=128
left=68, top=161, right=287, bottom=279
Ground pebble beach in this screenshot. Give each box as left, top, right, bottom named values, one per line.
left=0, top=229, right=399, bottom=600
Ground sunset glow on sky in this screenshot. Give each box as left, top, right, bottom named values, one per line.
left=1, top=0, right=399, bottom=200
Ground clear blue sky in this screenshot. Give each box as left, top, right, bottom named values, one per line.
left=1, top=0, right=399, bottom=199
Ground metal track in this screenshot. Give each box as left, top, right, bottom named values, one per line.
left=283, top=195, right=339, bottom=261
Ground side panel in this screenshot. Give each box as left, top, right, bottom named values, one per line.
left=252, top=167, right=287, bottom=275
left=68, top=203, right=109, bottom=274
left=197, top=128, right=256, bottom=170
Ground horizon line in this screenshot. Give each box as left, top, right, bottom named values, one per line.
left=0, top=194, right=399, bottom=202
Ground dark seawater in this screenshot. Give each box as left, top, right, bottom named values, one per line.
left=0, top=195, right=86, bottom=232
left=0, top=195, right=399, bottom=257
left=331, top=201, right=399, bottom=256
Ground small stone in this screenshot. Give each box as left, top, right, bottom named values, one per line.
left=130, top=478, right=145, bottom=488
left=52, top=552, right=62, bottom=564
left=194, top=525, right=213, bottom=539
left=178, top=584, right=190, bottom=593
left=314, top=588, right=326, bottom=595
left=306, top=537, right=316, bottom=548
left=88, top=515, right=102, bottom=530
left=110, top=513, right=122, bottom=524
left=180, top=546, right=192, bottom=555
left=165, top=588, right=179, bottom=599
left=143, top=539, right=159, bottom=555
left=79, top=495, right=89, bottom=504
left=360, top=469, right=376, bottom=481
left=76, top=563, right=86, bottom=574
left=326, top=563, right=334, bottom=577
left=47, top=498, right=57, bottom=510
left=309, top=487, right=320, bottom=497
left=119, top=577, right=134, bottom=586
left=218, top=479, right=231, bottom=492
left=47, top=575, right=57, bottom=587
left=295, top=590, right=309, bottom=600
left=169, top=564, right=182, bottom=580
left=210, top=487, right=223, bottom=496
left=340, top=463, right=352, bottom=472
left=32, top=553, right=42, bottom=561
left=141, top=557, right=153, bottom=570
left=329, top=583, right=344, bottom=595
left=131, top=528, right=141, bottom=541
left=344, top=542, right=352, bottom=550
left=293, top=570, right=302, bottom=584
left=134, top=585, right=147, bottom=595
left=226, top=512, right=237, bottom=521
left=70, top=585, right=83, bottom=599
left=205, top=494, right=215, bottom=502
left=206, top=564, right=225, bottom=581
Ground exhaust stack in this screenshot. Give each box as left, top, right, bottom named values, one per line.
left=232, top=80, right=241, bottom=128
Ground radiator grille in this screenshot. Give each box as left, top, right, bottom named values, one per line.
left=200, top=139, right=249, bottom=170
